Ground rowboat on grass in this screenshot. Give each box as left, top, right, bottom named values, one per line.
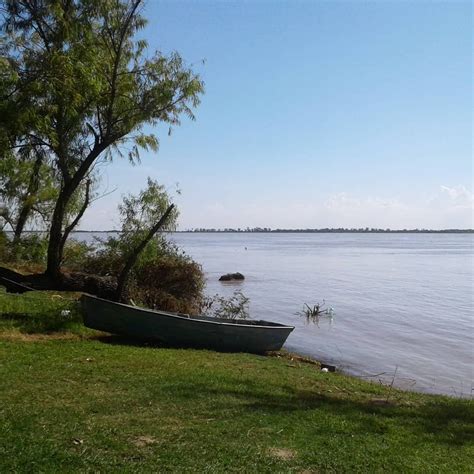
left=81, top=294, right=294, bottom=353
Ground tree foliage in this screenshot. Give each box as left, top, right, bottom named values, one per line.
left=0, top=0, right=204, bottom=280
left=77, top=179, right=204, bottom=310
left=114, top=177, right=178, bottom=301
left=0, top=147, right=57, bottom=238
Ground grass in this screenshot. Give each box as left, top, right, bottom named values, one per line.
left=1, top=290, right=473, bottom=472
left=0, top=287, right=90, bottom=337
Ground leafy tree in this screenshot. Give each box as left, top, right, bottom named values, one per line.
left=0, top=41, right=56, bottom=240
left=0, top=145, right=57, bottom=243
left=114, top=177, right=178, bottom=302
left=0, top=0, right=204, bottom=281
left=0, top=142, right=97, bottom=259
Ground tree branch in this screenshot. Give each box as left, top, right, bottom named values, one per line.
left=27, top=133, right=54, bottom=150
left=86, top=122, right=99, bottom=147
left=105, top=0, right=143, bottom=138
left=0, top=208, right=15, bottom=231
left=60, top=177, right=92, bottom=252
left=115, top=203, right=174, bottom=302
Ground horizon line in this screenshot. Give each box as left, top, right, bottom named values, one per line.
left=7, top=228, right=474, bottom=234
left=75, top=228, right=474, bottom=233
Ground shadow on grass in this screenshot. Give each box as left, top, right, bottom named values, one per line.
left=2, top=297, right=472, bottom=450
left=93, top=334, right=474, bottom=448
left=151, top=375, right=474, bottom=448
left=0, top=292, right=83, bottom=334
left=95, top=334, right=268, bottom=354
left=95, top=334, right=168, bottom=348
left=94, top=335, right=474, bottom=448
left=1, top=312, right=83, bottom=333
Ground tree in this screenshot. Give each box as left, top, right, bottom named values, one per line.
left=113, top=178, right=179, bottom=302
left=0, top=144, right=57, bottom=243
left=0, top=139, right=99, bottom=255
left=0, top=31, right=55, bottom=240
left=1, top=0, right=204, bottom=281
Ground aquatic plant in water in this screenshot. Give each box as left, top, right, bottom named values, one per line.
left=296, top=301, right=334, bottom=325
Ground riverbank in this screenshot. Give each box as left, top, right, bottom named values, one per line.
left=0, top=289, right=473, bottom=471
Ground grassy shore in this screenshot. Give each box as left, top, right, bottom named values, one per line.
left=0, top=290, right=473, bottom=472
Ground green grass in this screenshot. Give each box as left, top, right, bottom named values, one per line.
left=0, top=290, right=473, bottom=472
left=0, top=287, right=90, bottom=336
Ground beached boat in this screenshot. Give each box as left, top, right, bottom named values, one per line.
left=81, top=294, right=294, bottom=353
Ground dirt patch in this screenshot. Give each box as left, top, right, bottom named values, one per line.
left=268, top=351, right=321, bottom=367
left=131, top=436, right=157, bottom=448
left=0, top=329, right=109, bottom=342
left=267, top=447, right=297, bottom=461
left=0, top=330, right=85, bottom=342
left=369, top=398, right=399, bottom=407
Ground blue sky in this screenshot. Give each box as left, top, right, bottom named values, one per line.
left=82, top=0, right=472, bottom=230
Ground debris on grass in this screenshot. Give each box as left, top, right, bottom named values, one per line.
left=132, top=436, right=158, bottom=448
left=267, top=447, right=297, bottom=461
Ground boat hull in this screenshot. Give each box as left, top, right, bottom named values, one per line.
left=81, top=294, right=294, bottom=353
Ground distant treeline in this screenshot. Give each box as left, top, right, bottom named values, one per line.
left=8, top=228, right=474, bottom=234
left=183, top=228, right=474, bottom=234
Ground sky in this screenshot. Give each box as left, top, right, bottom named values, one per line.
left=81, top=0, right=473, bottom=230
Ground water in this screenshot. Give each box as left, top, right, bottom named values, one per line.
left=78, top=232, right=474, bottom=397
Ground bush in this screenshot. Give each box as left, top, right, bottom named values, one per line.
left=5, top=234, right=49, bottom=265
left=82, top=235, right=205, bottom=313
left=131, top=254, right=205, bottom=313
left=199, top=291, right=250, bottom=320
left=62, top=239, right=96, bottom=270
left=81, top=234, right=172, bottom=277
left=80, top=236, right=119, bottom=276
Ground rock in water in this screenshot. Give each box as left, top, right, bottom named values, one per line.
left=219, top=272, right=245, bottom=281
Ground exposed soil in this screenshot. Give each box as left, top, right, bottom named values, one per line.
left=267, top=447, right=297, bottom=461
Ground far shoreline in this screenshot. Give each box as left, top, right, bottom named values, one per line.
left=74, top=228, right=474, bottom=234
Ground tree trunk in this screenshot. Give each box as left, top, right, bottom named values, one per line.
left=60, top=178, right=91, bottom=251
left=12, top=153, right=43, bottom=246
left=115, top=204, right=175, bottom=303
left=45, top=144, right=105, bottom=281
left=45, top=188, right=69, bottom=281
left=11, top=204, right=33, bottom=263
left=12, top=205, right=31, bottom=244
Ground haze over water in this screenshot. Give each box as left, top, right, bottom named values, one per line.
left=168, top=232, right=473, bottom=397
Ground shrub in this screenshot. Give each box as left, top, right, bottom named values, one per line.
left=199, top=291, right=250, bottom=320
left=82, top=234, right=205, bottom=313
left=129, top=252, right=205, bottom=313
left=80, top=235, right=124, bottom=276
left=62, top=239, right=96, bottom=271
left=6, top=234, right=48, bottom=264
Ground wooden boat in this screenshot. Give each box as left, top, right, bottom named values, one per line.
left=81, top=294, right=294, bottom=353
